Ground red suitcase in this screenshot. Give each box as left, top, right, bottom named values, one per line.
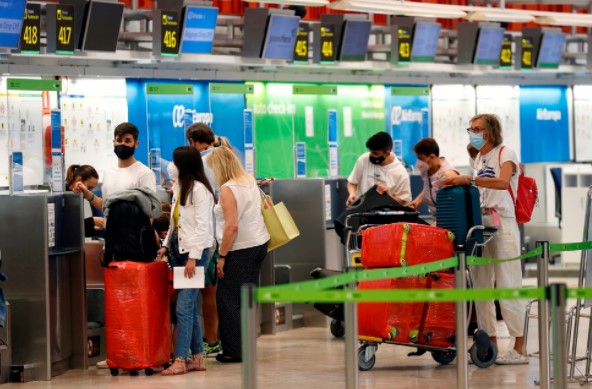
left=418, top=272, right=456, bottom=348
left=358, top=277, right=428, bottom=342
left=105, top=261, right=171, bottom=374
left=361, top=223, right=455, bottom=268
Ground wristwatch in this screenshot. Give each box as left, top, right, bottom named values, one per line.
left=471, top=176, right=477, bottom=186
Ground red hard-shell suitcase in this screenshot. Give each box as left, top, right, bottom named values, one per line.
left=358, top=277, right=428, bottom=342
left=361, top=223, right=455, bottom=268
left=105, top=261, right=171, bottom=374
left=418, top=272, right=456, bottom=348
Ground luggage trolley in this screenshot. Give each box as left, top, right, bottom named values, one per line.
left=311, top=209, right=425, bottom=338
left=354, top=215, right=499, bottom=371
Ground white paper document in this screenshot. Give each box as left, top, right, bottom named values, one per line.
left=173, top=266, right=205, bottom=289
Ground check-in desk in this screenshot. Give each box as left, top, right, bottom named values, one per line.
left=0, top=193, right=86, bottom=381
left=259, top=178, right=348, bottom=334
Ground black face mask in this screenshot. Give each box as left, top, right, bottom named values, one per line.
left=114, top=144, right=135, bottom=160
left=369, top=155, right=385, bottom=165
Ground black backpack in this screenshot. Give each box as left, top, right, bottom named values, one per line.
left=103, top=200, right=158, bottom=266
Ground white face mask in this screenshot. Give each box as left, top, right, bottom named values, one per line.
left=416, top=160, right=429, bottom=174
left=167, top=162, right=179, bottom=181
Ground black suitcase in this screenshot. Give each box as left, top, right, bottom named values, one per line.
left=334, top=185, right=426, bottom=244
left=436, top=185, right=483, bottom=246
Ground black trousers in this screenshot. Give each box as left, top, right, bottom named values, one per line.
left=216, top=241, right=268, bottom=358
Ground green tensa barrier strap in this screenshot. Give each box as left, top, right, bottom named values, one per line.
left=259, top=257, right=459, bottom=294
left=569, top=288, right=592, bottom=299
left=467, top=241, right=592, bottom=266
left=256, top=286, right=546, bottom=304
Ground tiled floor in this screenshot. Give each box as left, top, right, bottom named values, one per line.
left=5, top=276, right=589, bottom=388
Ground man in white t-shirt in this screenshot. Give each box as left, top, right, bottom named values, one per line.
left=346, top=131, right=411, bottom=206
left=185, top=123, right=219, bottom=197
left=77, top=122, right=156, bottom=212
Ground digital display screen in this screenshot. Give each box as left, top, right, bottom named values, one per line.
left=0, top=0, right=27, bottom=49
left=473, top=26, right=505, bottom=65
left=339, top=20, right=371, bottom=62
left=261, top=14, right=300, bottom=60
left=82, top=0, right=124, bottom=52
left=411, top=22, right=441, bottom=62
left=537, top=32, right=565, bottom=69
left=180, top=6, right=218, bottom=54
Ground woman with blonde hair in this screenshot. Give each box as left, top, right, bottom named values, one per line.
left=206, top=146, right=269, bottom=363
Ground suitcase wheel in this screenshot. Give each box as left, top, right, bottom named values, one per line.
left=330, top=319, right=345, bottom=338
left=358, top=345, right=376, bottom=371
left=130, top=370, right=140, bottom=376
left=469, top=338, right=497, bottom=368
left=144, top=368, right=154, bottom=376
left=109, top=368, right=119, bottom=376
left=431, top=349, right=456, bottom=365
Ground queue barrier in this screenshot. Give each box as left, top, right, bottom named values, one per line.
left=242, top=240, right=592, bottom=389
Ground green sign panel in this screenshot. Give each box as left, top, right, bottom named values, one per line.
left=7, top=79, right=61, bottom=91
left=391, top=86, right=430, bottom=96
left=209, top=83, right=254, bottom=94
left=146, top=84, right=193, bottom=94
left=293, top=85, right=338, bottom=95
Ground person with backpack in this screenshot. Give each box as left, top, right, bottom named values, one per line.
left=75, top=122, right=156, bottom=210
left=157, top=146, right=215, bottom=375
left=441, top=113, right=528, bottom=365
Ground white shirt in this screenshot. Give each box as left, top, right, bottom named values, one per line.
left=101, top=161, right=156, bottom=201
left=201, top=148, right=220, bottom=198
left=214, top=179, right=269, bottom=251
left=162, top=181, right=215, bottom=259
left=475, top=144, right=519, bottom=218
left=347, top=152, right=412, bottom=202
left=420, top=157, right=457, bottom=217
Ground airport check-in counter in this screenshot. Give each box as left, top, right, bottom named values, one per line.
left=259, top=178, right=348, bottom=334
left=0, top=193, right=86, bottom=381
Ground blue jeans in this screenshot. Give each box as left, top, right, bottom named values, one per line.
left=169, top=232, right=209, bottom=358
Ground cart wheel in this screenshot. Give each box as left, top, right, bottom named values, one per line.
left=130, top=370, right=140, bottom=376
left=330, top=319, right=345, bottom=338
left=144, top=368, right=154, bottom=376
left=431, top=349, right=457, bottom=365
left=109, top=368, right=119, bottom=376
left=358, top=347, right=376, bottom=371
left=470, top=340, right=497, bottom=368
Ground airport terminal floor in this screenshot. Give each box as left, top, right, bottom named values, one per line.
left=5, top=276, right=587, bottom=389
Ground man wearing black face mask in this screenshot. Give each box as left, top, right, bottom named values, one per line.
left=346, top=131, right=411, bottom=206
left=79, top=122, right=156, bottom=211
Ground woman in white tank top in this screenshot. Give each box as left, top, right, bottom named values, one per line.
left=206, top=147, right=269, bottom=363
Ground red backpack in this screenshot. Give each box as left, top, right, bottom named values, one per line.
left=499, top=147, right=538, bottom=224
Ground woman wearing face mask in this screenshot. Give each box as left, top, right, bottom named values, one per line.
left=65, top=164, right=105, bottom=236
left=441, top=113, right=527, bottom=365
left=407, top=138, right=459, bottom=220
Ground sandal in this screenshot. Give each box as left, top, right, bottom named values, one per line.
left=186, top=354, right=207, bottom=372
left=161, top=358, right=187, bottom=376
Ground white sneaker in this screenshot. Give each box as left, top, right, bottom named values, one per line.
left=96, top=360, right=108, bottom=369
left=495, top=349, right=529, bottom=365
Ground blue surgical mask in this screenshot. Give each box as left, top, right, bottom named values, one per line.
left=469, top=133, right=486, bottom=150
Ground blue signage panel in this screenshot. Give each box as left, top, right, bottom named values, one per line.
left=387, top=86, right=430, bottom=169
left=295, top=142, right=306, bottom=177
left=519, top=86, right=569, bottom=163
left=51, top=110, right=62, bottom=151
left=328, top=109, right=338, bottom=177
left=0, top=0, right=27, bottom=49
left=180, top=6, right=218, bottom=54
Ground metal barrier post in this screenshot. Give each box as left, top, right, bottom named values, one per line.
left=344, top=268, right=359, bottom=389
left=537, top=241, right=551, bottom=389
left=550, top=283, right=568, bottom=389
left=242, top=284, right=257, bottom=389
left=455, top=250, right=468, bottom=389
